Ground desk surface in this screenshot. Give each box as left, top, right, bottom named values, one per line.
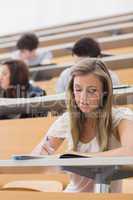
left=0, top=156, right=133, bottom=167
left=0, top=157, right=132, bottom=181
left=29, top=53, right=133, bottom=81
left=0, top=191, right=132, bottom=200
left=0, top=86, right=133, bottom=115
left=0, top=85, right=133, bottom=107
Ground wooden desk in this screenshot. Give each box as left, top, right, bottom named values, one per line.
left=0, top=93, right=66, bottom=116
left=35, top=78, right=58, bottom=95
left=105, top=46, right=133, bottom=55
left=29, top=53, right=133, bottom=81
left=0, top=191, right=132, bottom=200
left=0, top=86, right=133, bottom=116
left=0, top=157, right=132, bottom=193
left=0, top=12, right=132, bottom=46
left=0, top=22, right=133, bottom=52
left=0, top=116, right=57, bottom=159
left=0, top=33, right=133, bottom=61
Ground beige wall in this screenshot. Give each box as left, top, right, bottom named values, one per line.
left=0, top=0, right=133, bottom=36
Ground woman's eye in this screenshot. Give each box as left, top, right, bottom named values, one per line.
left=87, top=89, right=97, bottom=94
left=75, top=89, right=81, bottom=92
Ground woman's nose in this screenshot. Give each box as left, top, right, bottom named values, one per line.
left=80, top=90, right=88, bottom=104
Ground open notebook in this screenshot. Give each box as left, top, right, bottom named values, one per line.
left=2, top=180, right=63, bottom=192
left=11, top=152, right=92, bottom=160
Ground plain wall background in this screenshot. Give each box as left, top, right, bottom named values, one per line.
left=0, top=0, right=133, bottom=36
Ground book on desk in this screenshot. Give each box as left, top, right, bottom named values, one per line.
left=11, top=152, right=92, bottom=160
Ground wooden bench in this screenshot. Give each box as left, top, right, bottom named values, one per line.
left=0, top=22, right=133, bottom=53
left=29, top=53, right=133, bottom=81
left=34, top=68, right=133, bottom=95
left=0, top=12, right=132, bottom=46
left=0, top=32, right=133, bottom=61
left=0, top=191, right=132, bottom=200
left=35, top=78, right=57, bottom=95
left=0, top=86, right=133, bottom=117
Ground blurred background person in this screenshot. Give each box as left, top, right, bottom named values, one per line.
left=11, top=33, right=53, bottom=66
left=0, top=60, right=47, bottom=119
left=56, top=37, right=120, bottom=93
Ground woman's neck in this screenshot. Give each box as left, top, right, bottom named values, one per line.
left=79, top=117, right=97, bottom=143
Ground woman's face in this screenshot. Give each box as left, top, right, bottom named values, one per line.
left=0, top=65, right=10, bottom=90
left=73, top=73, right=103, bottom=113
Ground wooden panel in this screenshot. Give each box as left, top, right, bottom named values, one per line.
left=105, top=46, right=133, bottom=55
left=1, top=12, right=132, bottom=45
left=0, top=191, right=132, bottom=200
left=0, top=86, right=133, bottom=117
left=0, top=116, right=57, bottom=159
left=115, top=68, right=133, bottom=84
left=0, top=33, right=133, bottom=60
left=34, top=78, right=58, bottom=95
left=122, top=178, right=133, bottom=193
left=0, top=22, right=133, bottom=52
left=29, top=53, right=133, bottom=81
left=35, top=68, right=133, bottom=95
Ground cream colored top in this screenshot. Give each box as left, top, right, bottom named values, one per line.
left=32, top=107, right=133, bottom=192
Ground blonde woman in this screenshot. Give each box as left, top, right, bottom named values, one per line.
left=32, top=59, right=133, bottom=192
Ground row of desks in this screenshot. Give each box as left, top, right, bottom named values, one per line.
left=0, top=22, right=133, bottom=53
left=29, top=53, right=133, bottom=81
left=4, top=52, right=131, bottom=82
left=0, top=85, right=133, bottom=116
left=0, top=33, right=133, bottom=60
left=0, top=12, right=132, bottom=45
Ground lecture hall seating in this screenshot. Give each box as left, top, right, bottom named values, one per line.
left=0, top=12, right=133, bottom=198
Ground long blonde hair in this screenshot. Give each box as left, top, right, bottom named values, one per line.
left=67, top=58, right=113, bottom=151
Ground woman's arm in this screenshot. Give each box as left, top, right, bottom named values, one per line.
left=32, top=112, right=69, bottom=155
left=31, top=136, right=64, bottom=155
left=91, top=119, right=133, bottom=157
left=41, top=136, right=65, bottom=155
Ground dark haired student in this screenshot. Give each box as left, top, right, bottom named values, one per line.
left=0, top=60, right=47, bottom=119
left=11, top=33, right=53, bottom=66
left=56, top=37, right=120, bottom=93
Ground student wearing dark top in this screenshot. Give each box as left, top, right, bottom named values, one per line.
left=11, top=33, right=53, bottom=66
left=56, top=37, right=120, bottom=93
left=0, top=60, right=47, bottom=119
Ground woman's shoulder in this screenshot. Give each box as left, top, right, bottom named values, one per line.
left=47, top=112, right=70, bottom=128
left=52, top=112, right=70, bottom=125
left=46, top=112, right=70, bottom=138
left=112, top=106, right=133, bottom=128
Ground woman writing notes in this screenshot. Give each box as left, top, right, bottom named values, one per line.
left=32, top=59, right=133, bottom=192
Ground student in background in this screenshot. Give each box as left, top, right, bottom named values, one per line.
left=0, top=60, right=47, bottom=119
left=11, top=33, right=53, bottom=66
left=33, top=59, right=133, bottom=192
left=56, top=37, right=120, bottom=93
